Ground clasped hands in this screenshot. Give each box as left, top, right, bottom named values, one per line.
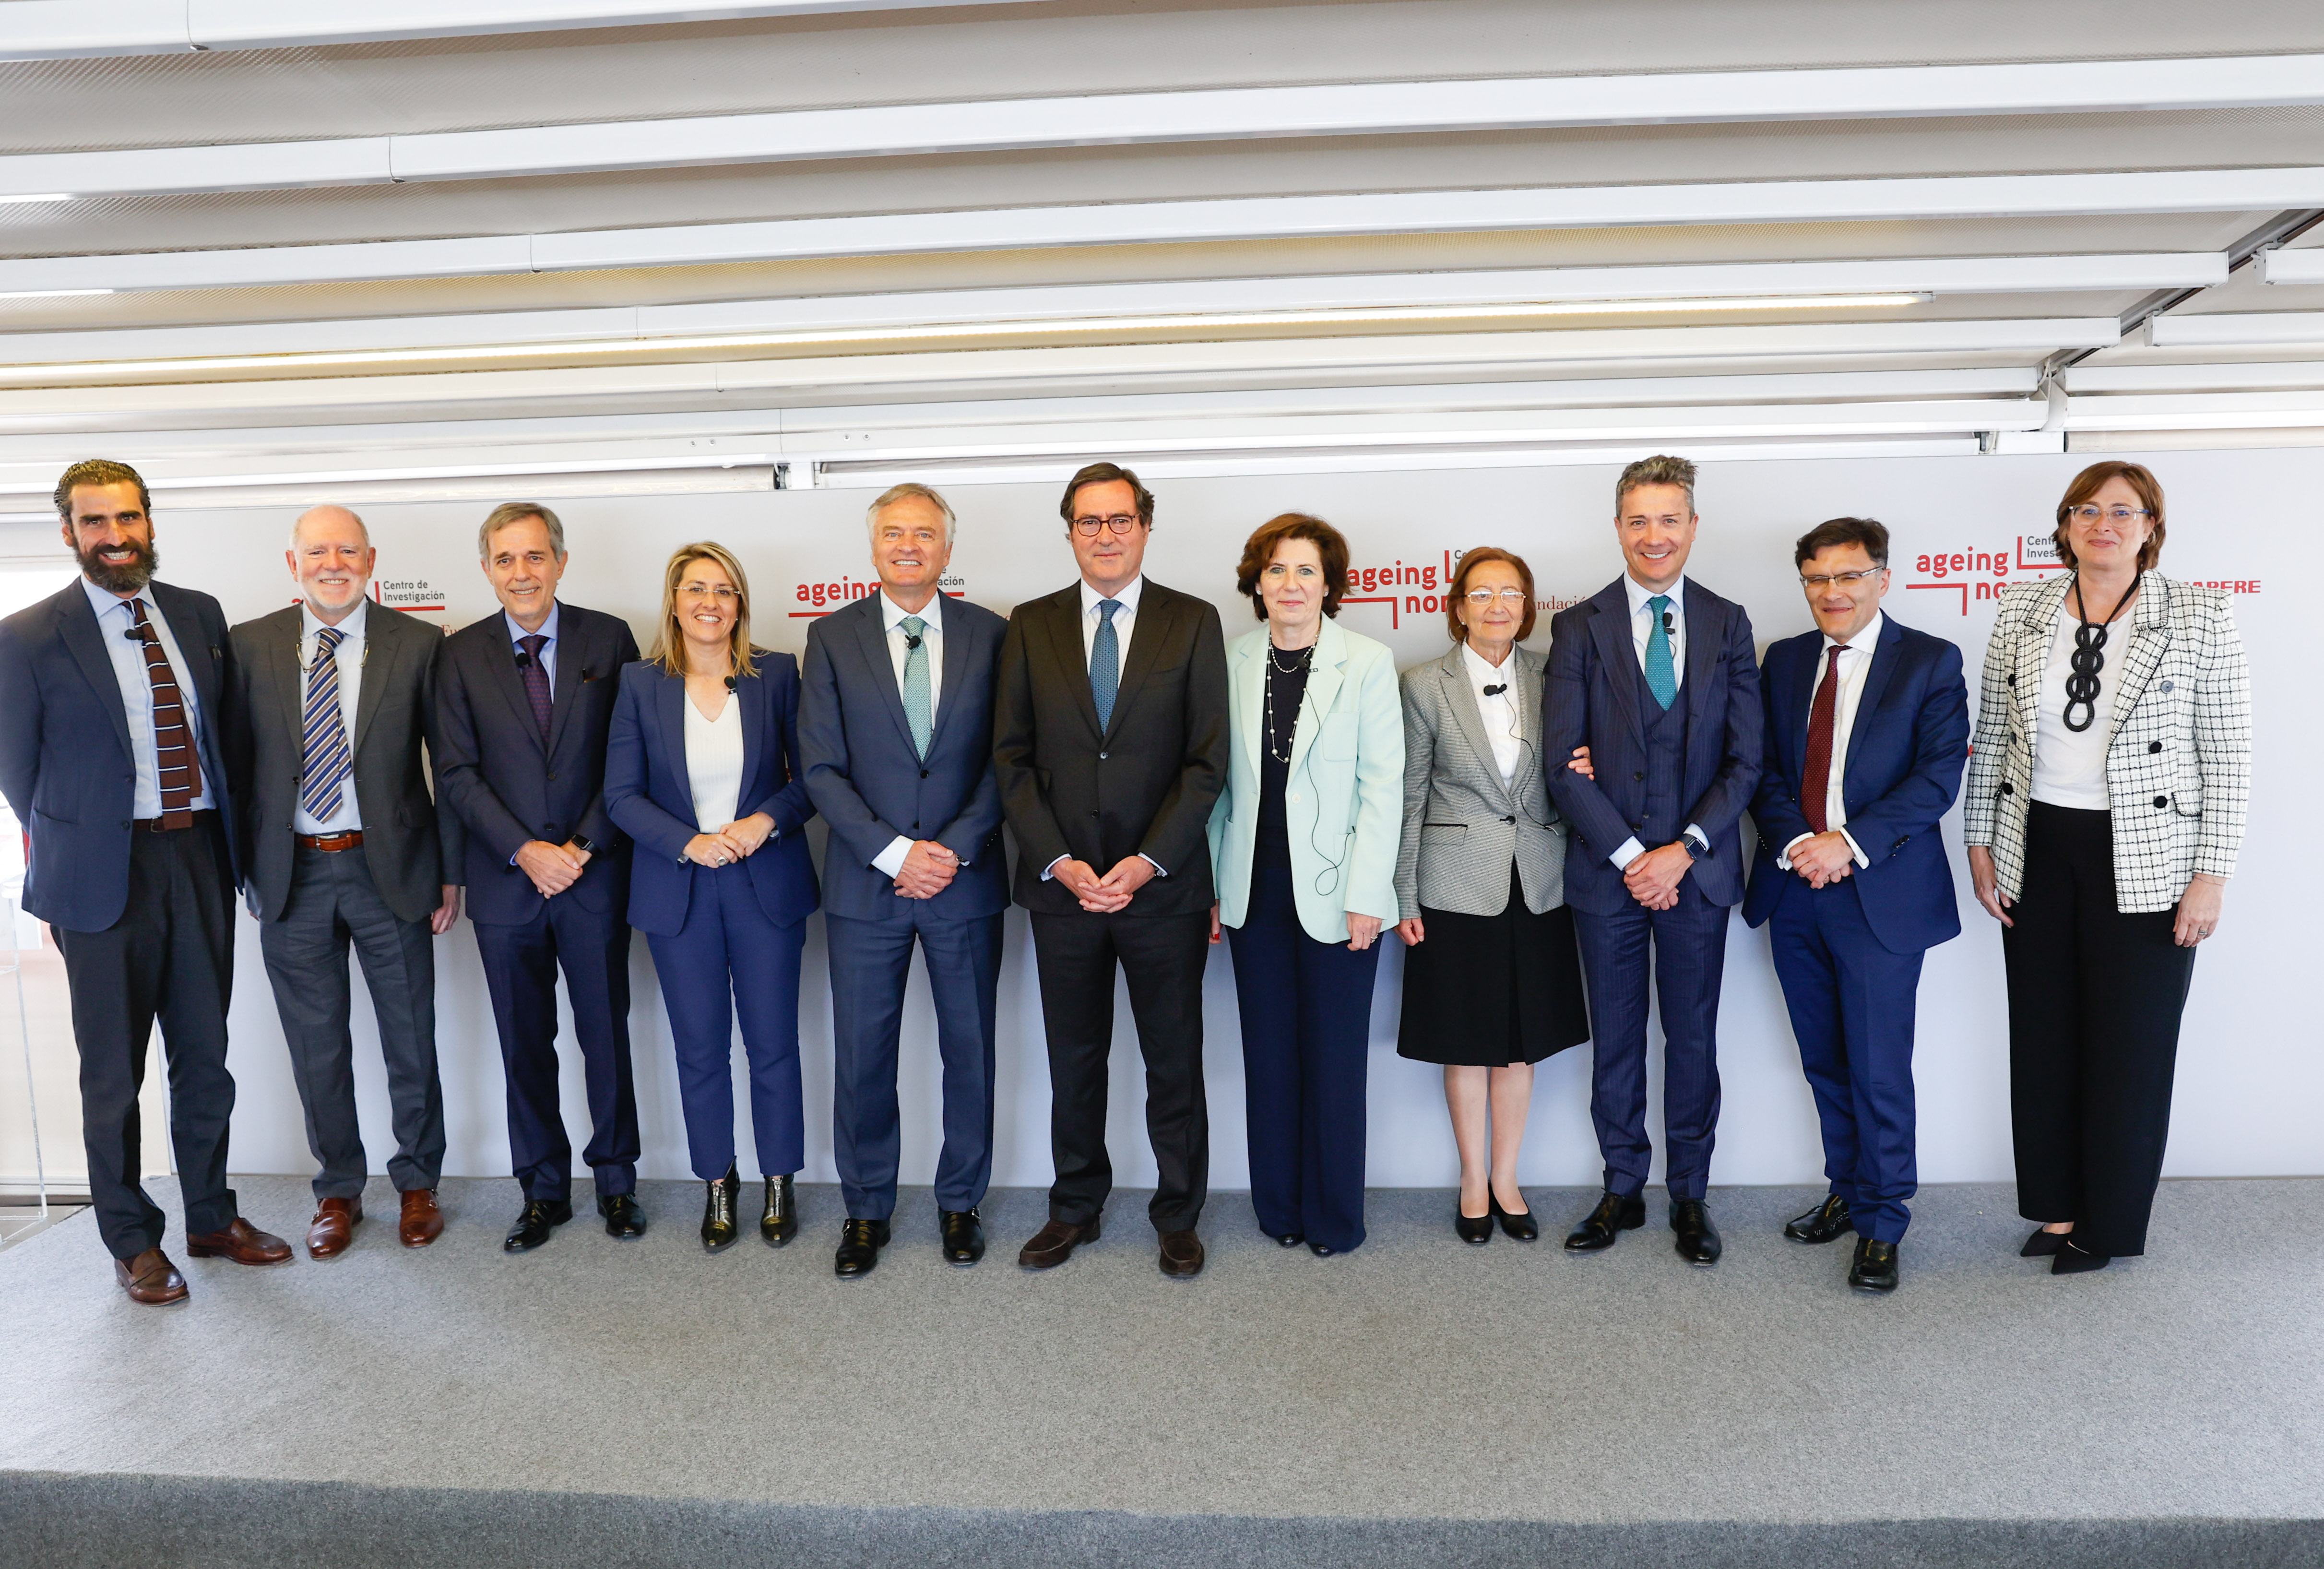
left=892, top=839, right=960, bottom=900
left=1054, top=855, right=1155, bottom=914
left=1563, top=745, right=1689, bottom=911
left=514, top=838, right=593, bottom=899
left=684, top=812, right=776, bottom=869
left=1786, top=831, right=1857, bottom=890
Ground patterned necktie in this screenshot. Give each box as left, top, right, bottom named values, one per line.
left=1801, top=644, right=1844, bottom=835
left=518, top=633, right=552, bottom=743
left=1091, top=598, right=1122, bottom=732
left=129, top=598, right=202, bottom=827
left=299, top=626, right=352, bottom=822
left=1644, top=594, right=1678, bottom=710
left=899, top=615, right=932, bottom=759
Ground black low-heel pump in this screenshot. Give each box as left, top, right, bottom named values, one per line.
left=1490, top=1193, right=1539, bottom=1242
left=1455, top=1203, right=1493, bottom=1245
left=2020, top=1227, right=2070, bottom=1258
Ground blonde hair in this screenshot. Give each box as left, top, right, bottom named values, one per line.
left=650, top=541, right=761, bottom=680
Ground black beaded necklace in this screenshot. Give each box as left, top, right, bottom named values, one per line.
left=2061, top=570, right=2141, bottom=734
left=1263, top=640, right=1313, bottom=762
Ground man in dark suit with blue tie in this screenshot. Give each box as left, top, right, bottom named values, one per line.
left=1544, top=454, right=1762, bottom=1267
left=0, top=460, right=291, bottom=1303
left=799, top=482, right=1010, bottom=1278
left=434, top=502, right=647, bottom=1253
left=1742, top=517, right=1968, bottom=1293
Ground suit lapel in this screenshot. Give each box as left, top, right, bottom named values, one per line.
left=545, top=612, right=588, bottom=757
left=658, top=671, right=694, bottom=810
left=737, top=671, right=766, bottom=793
left=1229, top=633, right=1264, bottom=782
left=925, top=593, right=976, bottom=754
left=1843, top=617, right=1906, bottom=797
left=1511, top=645, right=1547, bottom=810
left=2016, top=575, right=2070, bottom=743
left=272, top=613, right=305, bottom=754
left=1587, top=582, right=1648, bottom=760
left=1103, top=585, right=1171, bottom=744
left=1044, top=589, right=1103, bottom=742
left=1284, top=619, right=1345, bottom=779
left=2102, top=574, right=2171, bottom=748
left=1681, top=582, right=1721, bottom=730
left=350, top=608, right=398, bottom=755
left=851, top=595, right=916, bottom=755
left=481, top=612, right=545, bottom=756
left=1437, top=648, right=1512, bottom=812
left=56, top=587, right=135, bottom=764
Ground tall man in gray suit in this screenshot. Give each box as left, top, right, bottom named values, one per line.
left=227, top=506, right=463, bottom=1260
left=799, top=482, right=1010, bottom=1279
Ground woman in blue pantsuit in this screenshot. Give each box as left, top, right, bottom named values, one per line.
left=1208, top=513, right=1403, bottom=1256
left=605, top=541, right=818, bottom=1252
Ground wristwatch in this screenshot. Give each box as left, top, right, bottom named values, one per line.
left=1681, top=831, right=1709, bottom=861
left=570, top=834, right=599, bottom=855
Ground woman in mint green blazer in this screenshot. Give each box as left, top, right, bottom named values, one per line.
left=1207, top=513, right=1404, bottom=1255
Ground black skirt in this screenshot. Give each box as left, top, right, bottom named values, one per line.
left=1397, top=864, right=1590, bottom=1067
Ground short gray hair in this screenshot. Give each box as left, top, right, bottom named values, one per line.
left=865, top=482, right=956, bottom=547
left=289, top=504, right=371, bottom=550
left=1615, top=454, right=1697, bottom=517
left=479, top=501, right=565, bottom=560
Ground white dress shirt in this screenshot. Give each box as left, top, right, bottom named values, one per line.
left=1608, top=572, right=1705, bottom=870
left=870, top=590, right=946, bottom=880
left=1043, top=574, right=1164, bottom=882
left=79, top=575, right=215, bottom=817
left=1776, top=611, right=1880, bottom=872
left=684, top=691, right=745, bottom=834
left=503, top=599, right=559, bottom=688
left=1461, top=639, right=1524, bottom=787
left=2031, top=597, right=2117, bottom=810
left=292, top=597, right=368, bottom=835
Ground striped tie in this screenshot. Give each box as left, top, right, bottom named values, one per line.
left=129, top=598, right=202, bottom=828
left=299, top=626, right=352, bottom=821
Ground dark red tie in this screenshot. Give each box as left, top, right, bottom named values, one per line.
left=1801, top=644, right=1843, bottom=835
left=130, top=598, right=202, bottom=828
left=519, top=634, right=553, bottom=744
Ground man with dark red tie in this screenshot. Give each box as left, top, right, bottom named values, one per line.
left=0, top=460, right=291, bottom=1304
left=1741, top=517, right=1969, bottom=1294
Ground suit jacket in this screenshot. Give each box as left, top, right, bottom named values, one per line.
left=434, top=602, right=640, bottom=925
left=1741, top=614, right=1970, bottom=954
left=798, top=591, right=1010, bottom=924
left=0, top=578, right=243, bottom=933
left=1963, top=573, right=2250, bottom=915
left=993, top=578, right=1229, bottom=918
left=1208, top=616, right=1404, bottom=943
left=226, top=601, right=463, bottom=926
left=602, top=655, right=818, bottom=938
left=1390, top=642, right=1565, bottom=921
left=1542, top=577, right=1763, bottom=914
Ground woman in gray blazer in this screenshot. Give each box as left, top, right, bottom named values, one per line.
left=1965, top=462, right=2249, bottom=1274
left=1395, top=547, right=1590, bottom=1244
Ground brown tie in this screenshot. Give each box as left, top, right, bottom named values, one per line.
left=1801, top=644, right=1843, bottom=836
left=130, top=598, right=202, bottom=829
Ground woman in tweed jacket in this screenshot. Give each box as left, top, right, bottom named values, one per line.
left=1964, top=461, right=2250, bottom=1274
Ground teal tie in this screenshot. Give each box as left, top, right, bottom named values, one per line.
left=900, top=615, right=931, bottom=759
left=1644, top=594, right=1677, bottom=710
left=1091, top=599, right=1121, bottom=731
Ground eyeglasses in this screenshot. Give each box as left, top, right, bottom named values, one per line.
left=1799, top=568, right=1886, bottom=589
left=2067, top=506, right=2152, bottom=525
left=1071, top=513, right=1141, bottom=537
left=677, top=583, right=739, bottom=603
left=1463, top=588, right=1530, bottom=606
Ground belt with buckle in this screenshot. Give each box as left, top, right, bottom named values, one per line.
left=132, top=808, right=216, bottom=832
left=296, top=831, right=365, bottom=852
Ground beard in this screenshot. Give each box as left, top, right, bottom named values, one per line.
left=78, top=536, right=158, bottom=594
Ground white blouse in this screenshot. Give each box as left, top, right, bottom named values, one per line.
left=1460, top=640, right=1524, bottom=787
left=683, top=691, right=745, bottom=832
left=2030, top=596, right=2118, bottom=811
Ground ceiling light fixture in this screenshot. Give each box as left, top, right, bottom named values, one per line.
left=0, top=193, right=73, bottom=205
left=0, top=288, right=114, bottom=299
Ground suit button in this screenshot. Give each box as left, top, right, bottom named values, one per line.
left=120, top=819, right=131, bottom=829
left=547, top=771, right=557, bottom=781
left=2154, top=795, right=2169, bottom=809
left=2160, top=680, right=2174, bottom=693
left=1999, top=783, right=2014, bottom=795
left=1633, top=771, right=1644, bottom=782
left=1098, top=752, right=1108, bottom=760
left=920, top=770, right=929, bottom=779
left=2148, top=741, right=2162, bottom=754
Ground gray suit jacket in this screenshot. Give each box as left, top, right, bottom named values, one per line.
left=1394, top=642, right=1566, bottom=920
left=227, top=601, right=462, bottom=925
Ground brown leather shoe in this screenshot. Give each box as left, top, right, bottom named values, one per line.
left=183, top=1217, right=293, bottom=1266
left=306, top=1197, right=363, bottom=1260
left=399, top=1189, right=444, bottom=1248
left=1017, top=1216, right=1099, bottom=1270
left=1158, top=1228, right=1205, bottom=1278
left=113, top=1248, right=189, bottom=1305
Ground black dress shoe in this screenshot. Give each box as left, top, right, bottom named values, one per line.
left=1272, top=1231, right=1305, bottom=1248
left=1491, top=1193, right=1539, bottom=1242
left=1671, top=1199, right=1723, bottom=1266
left=1455, top=1204, right=1493, bottom=1245
left=597, top=1193, right=647, bottom=1240
left=834, top=1217, right=890, bottom=1279
left=2021, top=1227, right=2071, bottom=1258
left=1848, top=1237, right=1899, bottom=1293
left=504, top=1198, right=574, bottom=1253
left=2052, top=1238, right=2111, bottom=1274
left=760, top=1174, right=796, bottom=1247
left=1309, top=1242, right=1337, bottom=1258
left=940, top=1208, right=985, bottom=1266
left=1784, top=1194, right=1854, bottom=1245
left=700, top=1164, right=742, bottom=1253
left=1564, top=1190, right=1646, bottom=1251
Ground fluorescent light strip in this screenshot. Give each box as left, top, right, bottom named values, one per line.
left=0, top=294, right=1928, bottom=378
left=0, top=288, right=112, bottom=300
left=0, top=193, right=72, bottom=205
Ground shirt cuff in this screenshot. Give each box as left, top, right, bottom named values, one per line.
left=1840, top=827, right=1870, bottom=869
left=1610, top=836, right=1647, bottom=870
left=1684, top=824, right=1707, bottom=853
left=1140, top=854, right=1167, bottom=877
left=871, top=835, right=912, bottom=880
left=1041, top=854, right=1067, bottom=881
left=1777, top=832, right=1812, bottom=872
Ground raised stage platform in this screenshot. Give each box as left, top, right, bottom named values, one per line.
left=3, top=1175, right=2319, bottom=1568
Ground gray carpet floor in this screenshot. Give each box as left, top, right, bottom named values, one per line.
left=3, top=1176, right=2320, bottom=1568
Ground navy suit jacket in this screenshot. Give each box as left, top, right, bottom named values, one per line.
left=1741, top=614, right=1970, bottom=955
left=0, top=578, right=242, bottom=932
left=797, top=591, right=1009, bottom=924
left=1543, top=577, right=1763, bottom=914
left=603, top=655, right=818, bottom=939
left=435, top=602, right=640, bottom=926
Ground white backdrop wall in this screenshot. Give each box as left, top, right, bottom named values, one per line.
left=81, top=448, right=2307, bottom=1194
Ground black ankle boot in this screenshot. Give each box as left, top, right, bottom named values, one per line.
left=701, top=1163, right=741, bottom=1252
left=760, top=1174, right=796, bottom=1247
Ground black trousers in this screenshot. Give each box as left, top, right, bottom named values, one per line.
left=1029, top=908, right=1211, bottom=1233
left=2003, top=802, right=2197, bottom=1256
left=51, top=814, right=239, bottom=1259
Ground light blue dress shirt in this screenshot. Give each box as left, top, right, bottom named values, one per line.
left=503, top=600, right=560, bottom=688
left=78, top=575, right=214, bottom=816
